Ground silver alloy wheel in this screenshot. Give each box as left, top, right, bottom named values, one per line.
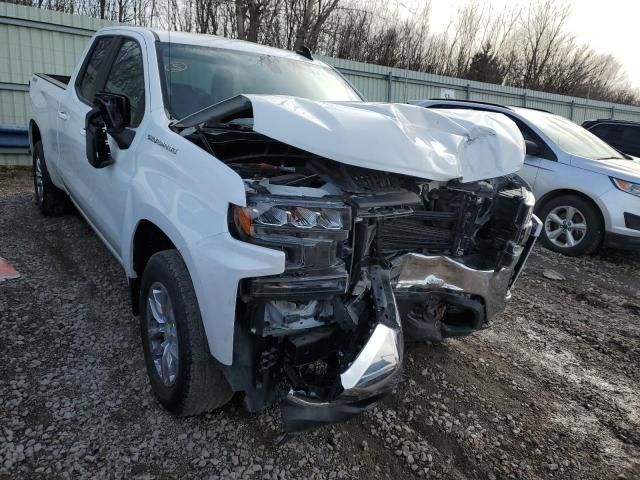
left=35, top=154, right=44, bottom=202
left=147, top=282, right=179, bottom=386
left=544, top=205, right=587, bottom=249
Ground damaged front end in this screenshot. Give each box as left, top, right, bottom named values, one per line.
left=174, top=96, right=540, bottom=432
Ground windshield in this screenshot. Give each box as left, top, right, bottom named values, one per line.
left=157, top=42, right=361, bottom=119
left=515, top=108, right=626, bottom=161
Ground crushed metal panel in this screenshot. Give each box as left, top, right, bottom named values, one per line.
left=245, top=94, right=526, bottom=183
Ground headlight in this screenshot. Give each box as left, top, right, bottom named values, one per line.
left=232, top=196, right=352, bottom=271
left=233, top=197, right=351, bottom=237
left=611, top=177, right=640, bottom=197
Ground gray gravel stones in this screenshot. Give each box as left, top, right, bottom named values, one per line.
left=1, top=169, right=639, bottom=479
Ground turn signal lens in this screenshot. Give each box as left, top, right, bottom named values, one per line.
left=235, top=207, right=254, bottom=236
left=611, top=177, right=640, bottom=197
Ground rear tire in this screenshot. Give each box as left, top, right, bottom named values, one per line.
left=33, top=140, right=70, bottom=216
left=538, top=195, right=602, bottom=257
left=140, top=250, right=233, bottom=416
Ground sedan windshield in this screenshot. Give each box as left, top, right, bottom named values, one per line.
left=515, top=108, right=627, bottom=161
left=157, top=42, right=361, bottom=119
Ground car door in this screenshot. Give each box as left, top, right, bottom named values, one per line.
left=60, top=35, right=148, bottom=259
left=88, top=36, right=147, bottom=256
left=58, top=35, right=117, bottom=222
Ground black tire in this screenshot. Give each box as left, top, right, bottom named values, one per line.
left=32, top=140, right=70, bottom=216
left=538, top=194, right=603, bottom=257
left=139, top=250, right=233, bottom=416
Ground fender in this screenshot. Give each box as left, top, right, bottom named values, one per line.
left=122, top=132, right=285, bottom=364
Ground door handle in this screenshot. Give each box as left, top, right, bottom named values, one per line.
left=58, top=111, right=68, bottom=121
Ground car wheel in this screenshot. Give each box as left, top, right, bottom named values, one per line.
left=538, top=195, right=602, bottom=256
left=140, top=250, right=233, bottom=416
left=33, top=140, right=70, bottom=216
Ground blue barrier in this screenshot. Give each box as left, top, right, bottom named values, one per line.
left=0, top=126, right=29, bottom=152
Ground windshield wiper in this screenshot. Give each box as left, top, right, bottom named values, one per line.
left=597, top=156, right=624, bottom=160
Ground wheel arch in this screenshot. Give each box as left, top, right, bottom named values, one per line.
left=535, top=188, right=606, bottom=230
left=129, top=218, right=181, bottom=315
left=29, top=120, right=41, bottom=151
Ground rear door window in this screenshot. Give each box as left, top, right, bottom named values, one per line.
left=77, top=37, right=115, bottom=104
left=621, top=126, right=639, bottom=142
left=591, top=124, right=622, bottom=144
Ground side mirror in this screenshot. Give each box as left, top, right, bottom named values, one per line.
left=525, top=140, right=540, bottom=157
left=85, top=92, right=136, bottom=168
left=94, top=92, right=131, bottom=133
left=85, top=107, right=113, bottom=169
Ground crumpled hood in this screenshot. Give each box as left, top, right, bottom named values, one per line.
left=180, top=94, right=526, bottom=183
left=246, top=95, right=524, bottom=183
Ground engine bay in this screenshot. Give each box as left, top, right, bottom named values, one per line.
left=182, top=125, right=536, bottom=431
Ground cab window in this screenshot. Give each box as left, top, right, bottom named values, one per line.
left=103, top=39, right=146, bottom=127
left=77, top=36, right=114, bottom=104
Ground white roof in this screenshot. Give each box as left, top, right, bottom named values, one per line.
left=99, top=26, right=319, bottom=64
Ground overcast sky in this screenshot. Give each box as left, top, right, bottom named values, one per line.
left=400, top=0, right=640, bottom=89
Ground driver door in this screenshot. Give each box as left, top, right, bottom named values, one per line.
left=61, top=35, right=147, bottom=258
left=58, top=35, right=116, bottom=224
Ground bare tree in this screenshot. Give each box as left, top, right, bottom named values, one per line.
left=17, top=0, right=639, bottom=105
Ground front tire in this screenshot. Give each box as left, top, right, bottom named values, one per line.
left=140, top=250, right=233, bottom=416
left=32, top=140, right=70, bottom=216
left=538, top=195, right=602, bottom=257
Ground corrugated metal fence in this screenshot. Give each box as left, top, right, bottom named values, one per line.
left=323, top=56, right=640, bottom=124
left=3, top=2, right=640, bottom=166
left=0, top=2, right=115, bottom=165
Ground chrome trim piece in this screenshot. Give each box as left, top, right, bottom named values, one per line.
left=509, top=214, right=542, bottom=288
left=340, top=323, right=402, bottom=394
left=393, top=254, right=513, bottom=319
left=392, top=214, right=542, bottom=320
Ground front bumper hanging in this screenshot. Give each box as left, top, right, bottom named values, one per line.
left=392, top=215, right=542, bottom=339
left=281, top=265, right=404, bottom=433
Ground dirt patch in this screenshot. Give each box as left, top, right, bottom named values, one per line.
left=1, top=168, right=638, bottom=479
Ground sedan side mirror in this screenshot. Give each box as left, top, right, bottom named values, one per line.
left=525, top=140, right=540, bottom=157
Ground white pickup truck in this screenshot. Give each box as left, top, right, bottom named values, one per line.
left=29, top=26, right=540, bottom=432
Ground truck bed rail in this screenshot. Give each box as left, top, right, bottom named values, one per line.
left=34, top=73, right=71, bottom=90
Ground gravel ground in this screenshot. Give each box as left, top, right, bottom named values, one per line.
left=1, top=167, right=639, bottom=479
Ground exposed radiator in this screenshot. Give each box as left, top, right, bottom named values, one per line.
left=377, top=211, right=457, bottom=253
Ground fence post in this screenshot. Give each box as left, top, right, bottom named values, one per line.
left=387, top=71, right=392, bottom=102
left=523, top=91, right=527, bottom=107
left=611, top=106, right=615, bottom=119
left=466, top=83, right=471, bottom=100
left=570, top=100, right=575, bottom=121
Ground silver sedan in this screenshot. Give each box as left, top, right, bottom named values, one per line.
left=412, top=100, right=640, bottom=256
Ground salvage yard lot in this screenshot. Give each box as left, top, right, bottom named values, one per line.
left=1, top=167, right=638, bottom=479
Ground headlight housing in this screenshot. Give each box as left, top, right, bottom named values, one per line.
left=232, top=196, right=352, bottom=271
left=234, top=197, right=351, bottom=237
left=611, top=177, right=640, bottom=197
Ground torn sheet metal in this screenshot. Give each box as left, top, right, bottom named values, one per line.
left=244, top=95, right=525, bottom=183
left=393, top=254, right=513, bottom=319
